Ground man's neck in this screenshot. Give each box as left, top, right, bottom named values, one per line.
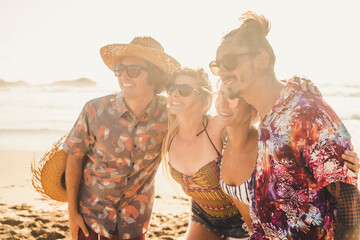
left=241, top=75, right=285, bottom=119
left=124, top=93, right=154, bottom=120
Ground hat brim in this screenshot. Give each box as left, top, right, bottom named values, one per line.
left=41, top=149, right=68, bottom=202
left=100, top=44, right=181, bottom=75
left=32, top=138, right=68, bottom=203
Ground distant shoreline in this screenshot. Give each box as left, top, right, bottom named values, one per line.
left=0, top=77, right=97, bottom=87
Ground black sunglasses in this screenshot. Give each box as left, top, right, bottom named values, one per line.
left=114, top=64, right=148, bottom=78
left=215, top=91, right=240, bottom=108
left=209, top=52, right=258, bottom=76
left=166, top=83, right=201, bottom=97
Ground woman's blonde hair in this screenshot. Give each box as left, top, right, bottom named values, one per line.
left=223, top=11, right=276, bottom=73
left=161, top=67, right=213, bottom=180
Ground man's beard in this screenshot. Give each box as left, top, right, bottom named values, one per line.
left=227, top=66, right=258, bottom=99
left=227, top=74, right=248, bottom=99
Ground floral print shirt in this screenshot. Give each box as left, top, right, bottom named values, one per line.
left=63, top=93, right=167, bottom=239
left=249, top=82, right=358, bottom=240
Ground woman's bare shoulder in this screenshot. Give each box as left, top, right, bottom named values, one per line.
left=207, top=115, right=226, bottom=142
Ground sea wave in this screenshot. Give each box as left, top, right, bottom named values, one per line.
left=347, top=114, right=360, bottom=120
left=323, top=91, right=360, bottom=98
left=0, top=84, right=115, bottom=93
left=0, top=128, right=68, bottom=133
left=0, top=102, right=83, bottom=111
left=318, top=83, right=360, bottom=88
left=1, top=80, right=360, bottom=91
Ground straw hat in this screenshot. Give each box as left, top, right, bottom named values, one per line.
left=100, top=36, right=181, bottom=74
left=31, top=137, right=68, bottom=202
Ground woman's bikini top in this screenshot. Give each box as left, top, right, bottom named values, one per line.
left=219, top=139, right=252, bottom=205
left=168, top=117, right=239, bottom=218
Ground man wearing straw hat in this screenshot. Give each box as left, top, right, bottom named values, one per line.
left=63, top=36, right=180, bottom=240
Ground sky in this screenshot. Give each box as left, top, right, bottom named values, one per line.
left=0, top=0, right=359, bottom=89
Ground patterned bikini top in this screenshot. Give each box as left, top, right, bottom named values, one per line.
left=169, top=121, right=239, bottom=218
left=219, top=139, right=252, bottom=205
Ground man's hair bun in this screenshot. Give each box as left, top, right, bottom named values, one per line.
left=238, top=11, right=271, bottom=38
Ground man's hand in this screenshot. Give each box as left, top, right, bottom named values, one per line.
left=69, top=211, right=89, bottom=240
left=66, top=152, right=88, bottom=240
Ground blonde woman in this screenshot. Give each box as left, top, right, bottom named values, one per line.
left=162, top=67, right=250, bottom=240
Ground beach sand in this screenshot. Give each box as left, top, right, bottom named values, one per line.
left=0, top=150, right=191, bottom=240
left=1, top=125, right=359, bottom=240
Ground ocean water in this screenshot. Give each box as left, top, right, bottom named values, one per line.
left=1, top=84, right=360, bottom=153
left=0, top=83, right=359, bottom=200
left=0, top=85, right=115, bottom=151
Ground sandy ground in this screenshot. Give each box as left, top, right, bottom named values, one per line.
left=0, top=150, right=191, bottom=240
left=4, top=148, right=358, bottom=240
left=0, top=201, right=190, bottom=240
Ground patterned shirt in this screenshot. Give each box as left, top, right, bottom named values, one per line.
left=63, top=93, right=167, bottom=239
left=250, top=82, right=358, bottom=240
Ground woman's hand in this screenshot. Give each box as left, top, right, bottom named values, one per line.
left=288, top=75, right=322, bottom=96
left=342, top=149, right=360, bottom=175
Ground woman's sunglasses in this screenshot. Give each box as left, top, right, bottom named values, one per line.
left=215, top=90, right=240, bottom=108
left=166, top=83, right=201, bottom=97
left=114, top=64, right=148, bottom=78
left=209, top=52, right=258, bottom=76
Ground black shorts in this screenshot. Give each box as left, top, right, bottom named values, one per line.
left=191, top=200, right=249, bottom=239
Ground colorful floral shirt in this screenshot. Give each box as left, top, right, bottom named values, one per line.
left=250, top=82, right=358, bottom=240
left=63, top=93, right=167, bottom=239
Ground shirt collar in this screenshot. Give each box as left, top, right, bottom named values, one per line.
left=261, top=81, right=300, bottom=126
left=115, top=92, right=158, bottom=120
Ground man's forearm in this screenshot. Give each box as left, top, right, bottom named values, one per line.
left=66, top=153, right=85, bottom=214
left=327, top=182, right=360, bottom=239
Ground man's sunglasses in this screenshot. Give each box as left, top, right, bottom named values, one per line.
left=215, top=90, right=240, bottom=108
left=166, top=83, right=201, bottom=97
left=209, top=52, right=258, bottom=76
left=114, top=64, right=148, bottom=78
